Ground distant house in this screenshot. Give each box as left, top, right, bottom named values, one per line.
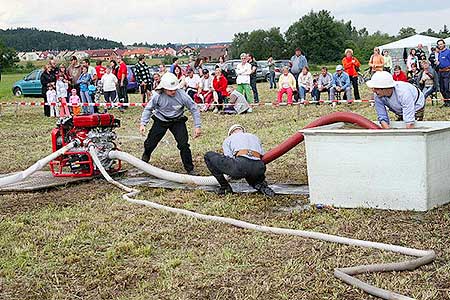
left=177, top=46, right=196, bottom=57
left=86, top=49, right=119, bottom=61
left=21, top=52, right=40, bottom=61
left=199, top=45, right=228, bottom=62
left=72, top=51, right=89, bottom=60
left=122, top=48, right=152, bottom=59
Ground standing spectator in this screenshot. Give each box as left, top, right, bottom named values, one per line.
left=101, top=67, right=118, bottom=110
left=110, top=60, right=119, bottom=77
left=46, top=83, right=58, bottom=118
left=184, top=69, right=201, bottom=102
left=134, top=55, right=153, bottom=103
left=408, top=63, right=420, bottom=87
left=406, top=49, right=418, bottom=76
left=267, top=56, right=276, bottom=89
left=369, top=47, right=384, bottom=73
left=67, top=56, right=81, bottom=93
left=169, top=57, right=179, bottom=73
left=403, top=48, right=408, bottom=64
left=436, top=39, right=450, bottom=106
left=58, top=63, right=70, bottom=96
left=428, top=47, right=437, bottom=69
left=382, top=50, right=393, bottom=73
left=247, top=54, right=259, bottom=104
left=77, top=66, right=94, bottom=115
left=298, top=66, right=313, bottom=102
left=49, top=59, right=59, bottom=79
left=330, top=65, right=352, bottom=105
left=40, top=64, right=55, bottom=117
left=173, top=65, right=186, bottom=89
left=82, top=58, right=97, bottom=82
left=289, top=48, right=308, bottom=101
left=211, top=67, right=228, bottom=112
left=276, top=66, right=296, bottom=105
left=392, top=65, right=408, bottom=82
left=235, top=53, right=253, bottom=103
left=117, top=56, right=128, bottom=109
left=95, top=60, right=106, bottom=81
left=342, top=48, right=361, bottom=100
left=158, top=64, right=167, bottom=76
left=416, top=44, right=427, bottom=63
left=56, top=75, right=70, bottom=117
left=417, top=60, right=439, bottom=99
left=317, top=67, right=332, bottom=101
left=69, top=89, right=81, bottom=116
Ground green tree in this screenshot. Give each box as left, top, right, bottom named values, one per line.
left=285, top=10, right=349, bottom=63
left=0, top=39, right=18, bottom=69
left=397, top=27, right=417, bottom=39
left=230, top=28, right=286, bottom=60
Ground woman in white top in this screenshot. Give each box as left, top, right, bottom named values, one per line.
left=235, top=53, right=253, bottom=103
left=101, top=67, right=118, bottom=108
left=298, top=66, right=313, bottom=101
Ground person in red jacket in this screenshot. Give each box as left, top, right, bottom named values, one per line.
left=342, top=48, right=361, bottom=99
left=392, top=65, right=408, bottom=82
left=95, top=60, right=106, bottom=80
left=211, top=67, right=229, bottom=112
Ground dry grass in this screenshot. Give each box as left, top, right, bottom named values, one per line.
left=0, top=81, right=450, bottom=300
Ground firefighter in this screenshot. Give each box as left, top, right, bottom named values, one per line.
left=204, top=124, right=275, bottom=196
left=139, top=72, right=201, bottom=175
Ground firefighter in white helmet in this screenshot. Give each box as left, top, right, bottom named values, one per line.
left=139, top=72, right=201, bottom=175
left=367, top=71, right=425, bottom=129
left=204, top=124, right=275, bottom=196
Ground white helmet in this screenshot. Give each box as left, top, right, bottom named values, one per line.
left=155, top=72, right=179, bottom=91
left=366, top=71, right=395, bottom=89
left=228, top=124, right=245, bottom=136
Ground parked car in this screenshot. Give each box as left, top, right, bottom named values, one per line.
left=12, top=67, right=137, bottom=97
left=257, top=60, right=270, bottom=82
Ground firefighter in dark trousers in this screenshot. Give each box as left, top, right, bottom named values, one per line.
left=204, top=124, right=275, bottom=196
left=139, top=73, right=202, bottom=175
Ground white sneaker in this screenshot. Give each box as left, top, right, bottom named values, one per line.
left=213, top=107, right=219, bottom=113
left=247, top=107, right=253, bottom=113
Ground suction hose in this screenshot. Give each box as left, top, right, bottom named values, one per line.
left=0, top=141, right=76, bottom=187
left=90, top=147, right=436, bottom=300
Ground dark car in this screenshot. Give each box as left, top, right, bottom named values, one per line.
left=222, top=60, right=240, bottom=84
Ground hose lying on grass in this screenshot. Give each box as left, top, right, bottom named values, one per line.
left=0, top=141, right=76, bottom=187
left=91, top=146, right=436, bottom=300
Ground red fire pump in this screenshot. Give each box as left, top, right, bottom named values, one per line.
left=50, top=114, right=121, bottom=177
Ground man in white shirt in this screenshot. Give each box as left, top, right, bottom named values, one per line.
left=235, top=53, right=253, bottom=103
left=184, top=69, right=201, bottom=102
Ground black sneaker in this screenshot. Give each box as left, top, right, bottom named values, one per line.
left=141, top=154, right=150, bottom=163
left=217, top=185, right=233, bottom=195
left=254, top=182, right=276, bottom=197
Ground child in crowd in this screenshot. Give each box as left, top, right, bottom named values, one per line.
left=56, top=75, right=70, bottom=117
left=46, top=83, right=58, bottom=117
left=69, top=89, right=81, bottom=116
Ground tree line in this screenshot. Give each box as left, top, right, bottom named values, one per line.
left=230, top=10, right=450, bottom=64
left=0, top=28, right=124, bottom=52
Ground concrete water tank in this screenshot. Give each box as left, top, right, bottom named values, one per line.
left=302, top=121, right=450, bottom=211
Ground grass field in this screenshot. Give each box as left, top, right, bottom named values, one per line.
left=0, top=77, right=450, bottom=299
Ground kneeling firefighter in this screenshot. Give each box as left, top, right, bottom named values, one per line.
left=139, top=72, right=202, bottom=175
left=204, top=124, right=275, bottom=196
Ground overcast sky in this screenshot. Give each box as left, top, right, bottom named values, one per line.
left=1, top=0, right=449, bottom=45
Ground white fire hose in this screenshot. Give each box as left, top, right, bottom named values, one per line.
left=96, top=149, right=436, bottom=300
left=0, top=141, right=76, bottom=187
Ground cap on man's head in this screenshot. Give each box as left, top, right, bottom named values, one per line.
left=202, top=69, right=209, bottom=75
left=228, top=124, right=245, bottom=136
left=336, top=65, right=343, bottom=71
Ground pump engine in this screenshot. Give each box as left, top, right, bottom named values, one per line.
left=50, top=114, right=121, bottom=177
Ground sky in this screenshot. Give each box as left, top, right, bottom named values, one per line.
left=1, top=0, right=449, bottom=45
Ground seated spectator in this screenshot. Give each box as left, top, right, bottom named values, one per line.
left=184, top=69, right=201, bottom=102
left=211, top=67, right=228, bottom=112
left=298, top=66, right=313, bottom=102
left=429, top=47, right=437, bottom=69
left=317, top=67, right=332, bottom=101
left=408, top=63, right=420, bottom=87
left=417, top=60, right=439, bottom=99
left=276, top=66, right=296, bottom=105
left=198, top=69, right=214, bottom=110
left=193, top=58, right=203, bottom=75
left=392, top=65, right=408, bottom=82
left=222, top=86, right=251, bottom=114
left=173, top=65, right=186, bottom=89
left=330, top=65, right=352, bottom=105
left=311, top=74, right=319, bottom=103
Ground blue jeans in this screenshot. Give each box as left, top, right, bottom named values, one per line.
left=422, top=86, right=436, bottom=99
left=268, top=71, right=276, bottom=88
left=80, top=90, right=94, bottom=114
left=299, top=86, right=312, bottom=100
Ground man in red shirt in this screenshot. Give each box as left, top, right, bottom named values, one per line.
left=117, top=56, right=128, bottom=109
left=392, top=65, right=408, bottom=82
left=95, top=60, right=106, bottom=80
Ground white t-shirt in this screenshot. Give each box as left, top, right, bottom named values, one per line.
left=101, top=73, right=118, bottom=92
left=236, top=62, right=252, bottom=84
left=88, top=66, right=96, bottom=78
left=185, top=74, right=201, bottom=89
